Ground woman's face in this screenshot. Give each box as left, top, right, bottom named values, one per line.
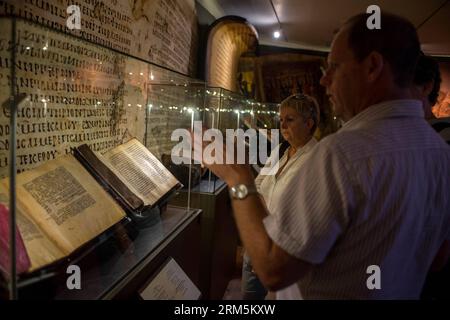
left=279, top=105, right=313, bottom=147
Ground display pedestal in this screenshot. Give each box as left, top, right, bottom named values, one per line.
left=14, top=206, right=202, bottom=300
left=171, top=180, right=239, bottom=299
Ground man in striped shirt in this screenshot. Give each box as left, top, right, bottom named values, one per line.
left=201, top=12, right=450, bottom=299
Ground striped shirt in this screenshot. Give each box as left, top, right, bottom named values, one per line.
left=263, top=100, right=450, bottom=299
left=255, top=137, right=318, bottom=212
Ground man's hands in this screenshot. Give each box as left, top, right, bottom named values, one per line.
left=190, top=125, right=255, bottom=187
left=189, top=125, right=311, bottom=291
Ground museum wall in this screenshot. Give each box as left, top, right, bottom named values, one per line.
left=0, top=0, right=200, bottom=178
left=251, top=52, right=340, bottom=139
left=0, top=0, right=198, bottom=76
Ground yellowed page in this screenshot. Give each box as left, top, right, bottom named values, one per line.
left=101, top=138, right=179, bottom=206
left=0, top=191, right=64, bottom=272
left=10, top=154, right=126, bottom=259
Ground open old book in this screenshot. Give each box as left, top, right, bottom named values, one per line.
left=0, top=138, right=181, bottom=274
left=74, top=138, right=182, bottom=213
left=0, top=155, right=126, bottom=273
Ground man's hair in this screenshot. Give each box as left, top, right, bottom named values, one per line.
left=414, top=54, right=441, bottom=105
left=280, top=94, right=320, bottom=135
left=343, top=12, right=421, bottom=88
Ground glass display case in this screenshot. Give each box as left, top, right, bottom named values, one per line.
left=202, top=88, right=281, bottom=186
left=204, top=87, right=256, bottom=133
left=0, top=13, right=283, bottom=299
left=253, top=102, right=280, bottom=131
left=200, top=87, right=256, bottom=191
left=0, top=17, right=201, bottom=300
left=146, top=72, right=206, bottom=197
left=142, top=81, right=280, bottom=195
left=253, top=101, right=280, bottom=168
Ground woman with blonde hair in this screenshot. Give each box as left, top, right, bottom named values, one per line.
left=242, top=93, right=320, bottom=300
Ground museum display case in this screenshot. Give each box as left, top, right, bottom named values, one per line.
left=253, top=102, right=280, bottom=131
left=144, top=82, right=281, bottom=194
left=145, top=84, right=279, bottom=298
left=0, top=17, right=202, bottom=300
left=146, top=72, right=207, bottom=194
left=205, top=87, right=255, bottom=133
left=0, top=11, right=282, bottom=299
left=145, top=82, right=237, bottom=299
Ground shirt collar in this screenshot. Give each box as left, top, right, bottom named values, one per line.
left=341, top=99, right=424, bottom=131
left=290, top=137, right=318, bottom=159
left=275, top=137, right=318, bottom=178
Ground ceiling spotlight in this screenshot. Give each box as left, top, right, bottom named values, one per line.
left=273, top=30, right=281, bottom=39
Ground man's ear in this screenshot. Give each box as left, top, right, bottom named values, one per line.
left=365, top=51, right=384, bottom=83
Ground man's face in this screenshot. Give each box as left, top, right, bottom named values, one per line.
left=320, top=29, right=366, bottom=121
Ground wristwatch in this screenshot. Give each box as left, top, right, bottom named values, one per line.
left=229, top=184, right=258, bottom=200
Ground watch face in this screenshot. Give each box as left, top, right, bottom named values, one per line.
left=235, top=184, right=248, bottom=199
